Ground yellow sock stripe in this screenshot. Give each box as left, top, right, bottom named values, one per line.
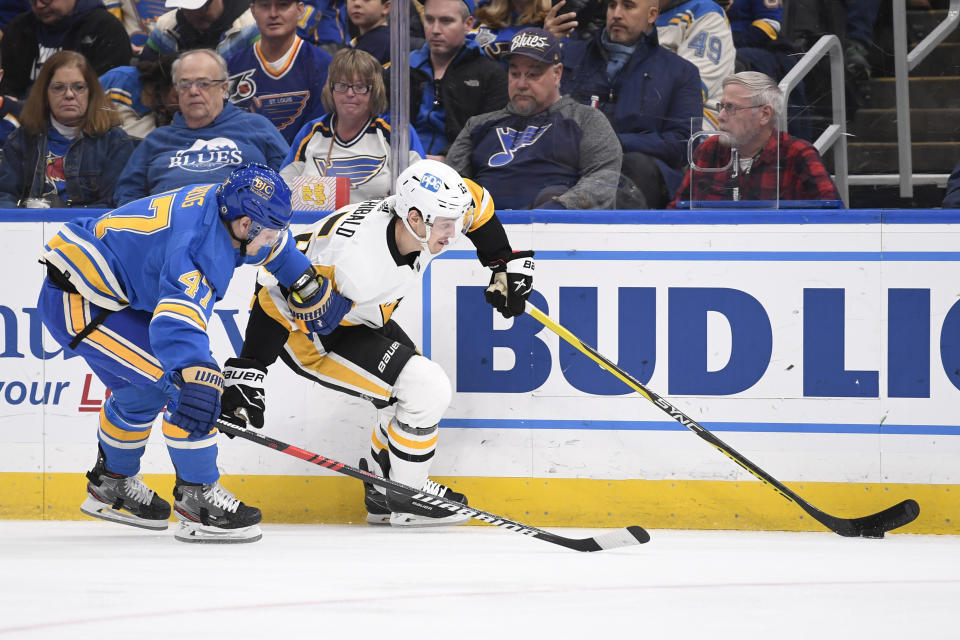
left=99, top=411, right=152, bottom=442
left=161, top=420, right=218, bottom=448
left=371, top=426, right=388, bottom=451
left=388, top=422, right=438, bottom=451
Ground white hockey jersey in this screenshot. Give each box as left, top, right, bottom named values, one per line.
left=656, top=0, right=736, bottom=130
left=258, top=179, right=499, bottom=332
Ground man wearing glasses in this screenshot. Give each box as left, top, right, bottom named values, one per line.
left=668, top=71, right=841, bottom=207
left=114, top=48, right=289, bottom=205
left=224, top=0, right=332, bottom=144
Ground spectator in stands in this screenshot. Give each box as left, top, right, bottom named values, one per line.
left=561, top=0, right=701, bottom=209
left=726, top=0, right=810, bottom=141
left=225, top=0, right=332, bottom=145
left=446, top=27, right=621, bottom=209
left=346, top=0, right=390, bottom=64
left=102, top=0, right=169, bottom=54
left=140, top=0, right=254, bottom=62
left=0, top=51, right=23, bottom=152
left=0, top=0, right=131, bottom=100
left=281, top=48, right=425, bottom=202
left=472, top=0, right=578, bottom=62
left=0, top=51, right=134, bottom=208
left=100, top=55, right=179, bottom=140
left=669, top=71, right=841, bottom=207
left=300, top=0, right=350, bottom=52
left=656, top=0, right=736, bottom=130
left=944, top=162, right=960, bottom=208
left=404, top=0, right=507, bottom=160
left=113, top=48, right=288, bottom=205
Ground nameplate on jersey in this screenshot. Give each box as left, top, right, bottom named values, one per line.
left=287, top=176, right=351, bottom=212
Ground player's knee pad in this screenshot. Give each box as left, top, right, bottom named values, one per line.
left=392, top=355, right=451, bottom=429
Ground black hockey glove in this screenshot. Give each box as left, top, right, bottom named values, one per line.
left=220, top=357, right=267, bottom=433
left=485, top=250, right=535, bottom=318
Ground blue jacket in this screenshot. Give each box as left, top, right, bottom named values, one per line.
left=113, top=101, right=289, bottom=206
left=944, top=161, right=960, bottom=208
left=0, top=125, right=134, bottom=208
left=560, top=28, right=702, bottom=192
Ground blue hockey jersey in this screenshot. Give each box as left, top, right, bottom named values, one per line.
left=226, top=37, right=332, bottom=145
left=41, top=183, right=310, bottom=371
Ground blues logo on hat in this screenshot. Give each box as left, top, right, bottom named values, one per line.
left=508, top=27, right=561, bottom=64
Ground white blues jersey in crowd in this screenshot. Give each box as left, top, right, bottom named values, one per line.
left=280, top=114, right=425, bottom=203
left=656, top=0, right=736, bottom=129
left=225, top=36, right=332, bottom=145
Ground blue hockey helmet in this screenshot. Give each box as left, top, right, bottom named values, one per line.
left=216, top=163, right=293, bottom=240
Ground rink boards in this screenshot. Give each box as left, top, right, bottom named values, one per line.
left=1, top=209, right=958, bottom=533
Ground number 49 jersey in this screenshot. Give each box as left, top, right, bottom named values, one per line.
left=40, top=184, right=310, bottom=370
left=656, top=0, right=736, bottom=130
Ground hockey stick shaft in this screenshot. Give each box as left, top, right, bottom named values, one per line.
left=525, top=303, right=919, bottom=537
left=216, top=419, right=649, bottom=552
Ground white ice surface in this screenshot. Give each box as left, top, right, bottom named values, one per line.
left=0, top=521, right=957, bottom=639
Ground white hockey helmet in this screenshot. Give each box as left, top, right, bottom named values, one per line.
left=394, top=159, right=474, bottom=254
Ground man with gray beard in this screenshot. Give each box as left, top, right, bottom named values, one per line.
left=445, top=27, right=621, bottom=210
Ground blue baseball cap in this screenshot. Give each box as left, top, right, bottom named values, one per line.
left=507, top=27, right=561, bottom=64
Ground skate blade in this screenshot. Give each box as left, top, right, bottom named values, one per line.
left=80, top=497, right=169, bottom=531
left=389, top=512, right=470, bottom=528
left=366, top=512, right=391, bottom=525
left=174, top=521, right=262, bottom=544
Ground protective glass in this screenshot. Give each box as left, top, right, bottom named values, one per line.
left=683, top=125, right=782, bottom=209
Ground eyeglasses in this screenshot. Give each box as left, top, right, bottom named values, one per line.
left=715, top=102, right=762, bottom=115
left=49, top=82, right=88, bottom=95
left=174, top=77, right=226, bottom=91
left=331, top=82, right=371, bottom=95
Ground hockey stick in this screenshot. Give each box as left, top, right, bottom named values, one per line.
left=216, top=418, right=650, bottom=552
left=525, top=303, right=920, bottom=538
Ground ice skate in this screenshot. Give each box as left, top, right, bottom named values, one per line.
left=387, top=479, right=471, bottom=527
left=360, top=457, right=391, bottom=525
left=173, top=478, right=262, bottom=543
left=80, top=449, right=171, bottom=531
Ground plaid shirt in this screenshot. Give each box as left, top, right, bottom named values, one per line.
left=669, top=130, right=842, bottom=207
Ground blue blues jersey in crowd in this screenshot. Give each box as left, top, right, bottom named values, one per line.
left=726, top=0, right=782, bottom=46
left=302, top=0, right=349, bottom=46
left=226, top=36, right=332, bottom=145
left=471, top=22, right=528, bottom=62
left=0, top=95, right=22, bottom=152
left=41, top=183, right=310, bottom=371
left=100, top=65, right=150, bottom=118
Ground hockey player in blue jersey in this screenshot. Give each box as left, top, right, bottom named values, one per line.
left=225, top=0, right=333, bottom=145
left=37, top=164, right=352, bottom=543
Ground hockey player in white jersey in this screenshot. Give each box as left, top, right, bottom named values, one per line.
left=656, top=0, right=736, bottom=130
left=219, top=159, right=534, bottom=526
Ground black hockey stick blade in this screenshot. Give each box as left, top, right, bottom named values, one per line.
left=525, top=303, right=921, bottom=538
left=217, top=419, right=650, bottom=551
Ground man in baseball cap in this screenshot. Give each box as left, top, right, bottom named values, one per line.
left=139, top=0, right=253, bottom=61
left=445, top=25, right=622, bottom=209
